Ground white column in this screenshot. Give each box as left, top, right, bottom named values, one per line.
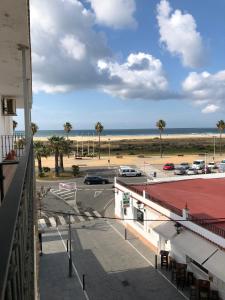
left=19, top=45, right=31, bottom=141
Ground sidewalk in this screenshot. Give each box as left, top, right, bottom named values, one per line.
left=39, top=228, right=86, bottom=300
left=40, top=222, right=190, bottom=300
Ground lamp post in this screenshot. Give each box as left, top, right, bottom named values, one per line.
left=81, top=135, right=84, bottom=157
left=108, top=138, right=111, bottom=165
left=213, top=136, right=216, bottom=161
left=92, top=133, right=95, bottom=158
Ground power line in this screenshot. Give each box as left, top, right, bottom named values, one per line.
left=40, top=208, right=225, bottom=223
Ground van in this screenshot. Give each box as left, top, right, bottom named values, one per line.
left=192, top=160, right=205, bottom=170
left=118, top=166, right=142, bottom=177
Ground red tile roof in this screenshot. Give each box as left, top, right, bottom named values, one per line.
left=130, top=178, right=225, bottom=232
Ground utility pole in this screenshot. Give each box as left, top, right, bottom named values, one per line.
left=92, top=133, right=95, bottom=157
left=68, top=213, right=72, bottom=277
left=81, top=135, right=84, bottom=157
left=213, top=136, right=216, bottom=161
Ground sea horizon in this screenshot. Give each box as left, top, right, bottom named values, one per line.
left=16, top=127, right=221, bottom=138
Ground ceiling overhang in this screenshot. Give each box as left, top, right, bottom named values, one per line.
left=0, top=0, right=32, bottom=109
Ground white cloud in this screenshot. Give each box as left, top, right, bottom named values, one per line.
left=97, top=52, right=177, bottom=100
left=60, top=35, right=86, bottom=60
left=202, top=104, right=219, bottom=114
left=182, top=70, right=225, bottom=112
left=88, top=0, right=137, bottom=29
left=31, top=0, right=111, bottom=93
left=156, top=0, right=205, bottom=68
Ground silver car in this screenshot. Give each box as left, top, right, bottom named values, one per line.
left=179, top=162, right=190, bottom=170
left=186, top=168, right=198, bottom=175
left=174, top=166, right=186, bottom=175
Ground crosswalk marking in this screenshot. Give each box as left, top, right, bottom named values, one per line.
left=38, top=218, right=47, bottom=229
left=93, top=211, right=102, bottom=218
left=64, top=195, right=75, bottom=200
left=38, top=209, right=102, bottom=229
left=84, top=211, right=94, bottom=220
left=74, top=207, right=85, bottom=222
left=70, top=216, right=75, bottom=223
left=49, top=217, right=57, bottom=227
left=58, top=216, right=66, bottom=225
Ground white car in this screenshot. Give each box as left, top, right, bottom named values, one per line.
left=118, top=166, right=142, bottom=177
left=186, top=168, right=198, bottom=175
left=207, top=162, right=217, bottom=169
left=192, top=160, right=205, bottom=170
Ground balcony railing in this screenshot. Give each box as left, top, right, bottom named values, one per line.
left=0, top=139, right=35, bottom=299
left=1, top=134, right=25, bottom=160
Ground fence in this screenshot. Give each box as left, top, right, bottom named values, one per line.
left=1, top=134, right=25, bottom=160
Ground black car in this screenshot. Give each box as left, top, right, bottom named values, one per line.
left=84, top=176, right=109, bottom=185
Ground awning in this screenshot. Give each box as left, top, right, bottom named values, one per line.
left=150, top=220, right=177, bottom=240
left=172, top=230, right=218, bottom=265
left=203, top=249, right=225, bottom=282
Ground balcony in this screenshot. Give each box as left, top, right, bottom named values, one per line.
left=0, top=139, right=35, bottom=299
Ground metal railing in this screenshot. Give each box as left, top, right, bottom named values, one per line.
left=1, top=135, right=25, bottom=160
left=0, top=139, right=35, bottom=300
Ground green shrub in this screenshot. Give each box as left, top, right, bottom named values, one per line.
left=43, top=167, right=50, bottom=173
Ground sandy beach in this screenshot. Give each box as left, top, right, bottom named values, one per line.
left=33, top=133, right=220, bottom=142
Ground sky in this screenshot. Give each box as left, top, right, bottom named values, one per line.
left=16, top=0, right=225, bottom=130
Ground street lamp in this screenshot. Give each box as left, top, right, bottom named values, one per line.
left=108, top=138, right=111, bottom=165
left=213, top=136, right=216, bottom=161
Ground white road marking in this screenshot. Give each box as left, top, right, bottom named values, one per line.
left=57, top=228, right=90, bottom=300
left=103, top=197, right=114, bottom=211
left=38, top=218, right=47, bottom=229
left=58, top=216, right=66, bottom=225
left=74, top=207, right=85, bottom=222
left=94, top=191, right=102, bottom=198
left=70, top=215, right=75, bottom=223
left=108, top=221, right=188, bottom=300
left=64, top=195, right=75, bottom=200
left=49, top=217, right=57, bottom=227
left=93, top=211, right=101, bottom=218
left=84, top=211, right=94, bottom=220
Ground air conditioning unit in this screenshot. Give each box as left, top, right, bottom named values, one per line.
left=2, top=96, right=17, bottom=116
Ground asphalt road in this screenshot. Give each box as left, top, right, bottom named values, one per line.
left=37, top=167, right=148, bottom=222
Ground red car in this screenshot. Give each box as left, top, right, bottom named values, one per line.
left=163, top=163, right=175, bottom=170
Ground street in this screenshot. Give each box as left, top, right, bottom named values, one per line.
left=37, top=167, right=148, bottom=230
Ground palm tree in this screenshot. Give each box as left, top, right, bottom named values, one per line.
left=59, top=138, right=72, bottom=172
left=48, top=136, right=62, bottom=177
left=95, top=122, right=104, bottom=159
left=156, top=119, right=166, bottom=158
left=63, top=122, right=72, bottom=140
left=34, top=141, right=50, bottom=176
left=216, top=120, right=225, bottom=156
left=13, top=120, right=18, bottom=134
left=31, top=122, right=39, bottom=136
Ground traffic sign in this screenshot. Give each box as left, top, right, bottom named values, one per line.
left=122, top=192, right=130, bottom=207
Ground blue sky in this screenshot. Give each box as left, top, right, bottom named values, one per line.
left=16, top=0, right=225, bottom=129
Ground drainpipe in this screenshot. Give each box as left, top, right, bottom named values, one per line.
left=18, top=44, right=31, bottom=142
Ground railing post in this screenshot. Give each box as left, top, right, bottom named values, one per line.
left=0, top=164, right=5, bottom=203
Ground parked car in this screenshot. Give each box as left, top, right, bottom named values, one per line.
left=118, top=166, right=142, bottom=177
left=174, top=166, right=186, bottom=175
left=218, top=160, right=225, bottom=172
left=179, top=162, right=190, bottom=170
left=163, top=163, right=175, bottom=170
left=192, top=160, right=205, bottom=170
left=207, top=162, right=217, bottom=169
left=186, top=168, right=198, bottom=175
left=199, top=167, right=211, bottom=174
left=84, top=176, right=109, bottom=185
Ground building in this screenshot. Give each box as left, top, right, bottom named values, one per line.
left=0, top=0, right=35, bottom=299
left=115, top=176, right=225, bottom=299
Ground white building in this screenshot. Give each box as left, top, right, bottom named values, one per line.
left=115, top=177, right=225, bottom=299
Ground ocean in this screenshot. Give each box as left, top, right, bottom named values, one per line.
left=16, top=128, right=220, bottom=137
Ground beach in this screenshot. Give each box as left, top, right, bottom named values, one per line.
left=33, top=133, right=220, bottom=142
